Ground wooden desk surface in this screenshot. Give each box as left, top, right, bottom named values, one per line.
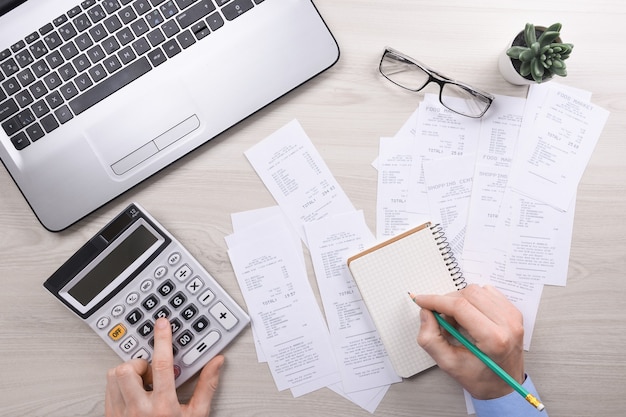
left=1, top=1, right=625, bottom=416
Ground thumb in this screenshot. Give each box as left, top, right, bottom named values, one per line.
left=185, top=355, right=225, bottom=416
left=417, top=308, right=458, bottom=369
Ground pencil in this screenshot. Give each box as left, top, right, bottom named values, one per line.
left=408, top=292, right=545, bottom=412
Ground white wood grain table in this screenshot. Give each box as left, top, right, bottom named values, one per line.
left=1, top=1, right=625, bottom=416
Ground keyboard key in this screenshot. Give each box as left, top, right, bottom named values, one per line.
left=177, top=0, right=215, bottom=29
left=45, top=91, right=63, bottom=109
left=103, top=14, right=123, bottom=33
left=43, top=73, right=62, bottom=90
left=119, top=6, right=138, bottom=25
left=54, top=105, right=73, bottom=124
left=163, top=39, right=181, bottom=58
left=40, top=113, right=59, bottom=133
left=30, top=81, right=49, bottom=100
left=87, top=5, right=107, bottom=23
left=2, top=77, right=20, bottom=95
left=73, top=14, right=92, bottom=32
left=11, top=132, right=30, bottom=150
left=133, top=0, right=152, bottom=15
left=2, top=116, right=21, bottom=135
left=147, top=47, right=166, bottom=66
left=59, top=22, right=78, bottom=41
left=160, top=1, right=178, bottom=19
left=31, top=99, right=50, bottom=117
left=29, top=40, right=48, bottom=59
left=25, top=122, right=45, bottom=141
left=43, top=32, right=63, bottom=51
left=45, top=51, right=64, bottom=69
left=222, top=0, right=254, bottom=21
left=206, top=12, right=224, bottom=31
left=89, top=24, right=108, bottom=42
left=103, top=0, right=122, bottom=14
left=145, top=10, right=164, bottom=28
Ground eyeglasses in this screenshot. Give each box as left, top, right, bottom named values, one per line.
left=379, top=47, right=495, bottom=118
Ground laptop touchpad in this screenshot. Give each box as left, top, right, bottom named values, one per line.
left=86, top=84, right=200, bottom=176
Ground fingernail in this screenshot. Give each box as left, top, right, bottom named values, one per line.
left=156, top=317, right=169, bottom=329
left=419, top=308, right=429, bottom=324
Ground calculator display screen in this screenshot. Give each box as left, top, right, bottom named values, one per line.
left=68, top=224, right=159, bottom=307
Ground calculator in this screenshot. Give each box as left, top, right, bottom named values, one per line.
left=44, top=203, right=249, bottom=387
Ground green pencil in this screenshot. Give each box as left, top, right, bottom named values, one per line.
left=408, top=292, right=545, bottom=412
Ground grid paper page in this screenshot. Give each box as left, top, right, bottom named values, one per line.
left=347, top=224, right=459, bottom=377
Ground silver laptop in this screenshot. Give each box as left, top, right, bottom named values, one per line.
left=0, top=0, right=339, bottom=231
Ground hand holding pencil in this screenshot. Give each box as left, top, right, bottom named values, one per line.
left=410, top=284, right=544, bottom=411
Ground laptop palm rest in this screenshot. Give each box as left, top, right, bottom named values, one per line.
left=111, top=115, right=200, bottom=175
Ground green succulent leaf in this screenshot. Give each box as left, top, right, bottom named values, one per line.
left=537, top=31, right=561, bottom=46
left=519, top=49, right=535, bottom=62
left=506, top=46, right=527, bottom=59
left=545, top=22, right=562, bottom=33
left=531, top=59, right=545, bottom=82
left=520, top=61, right=531, bottom=77
left=524, top=23, right=537, bottom=45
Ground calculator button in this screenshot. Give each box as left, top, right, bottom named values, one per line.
left=209, top=302, right=238, bottom=331
left=153, top=306, right=171, bottom=320
left=182, top=330, right=221, bottom=366
left=158, top=280, right=175, bottom=297
left=168, top=252, right=181, bottom=265
left=140, top=279, right=154, bottom=292
left=142, top=294, right=159, bottom=311
left=174, top=264, right=192, bottom=281
left=108, top=323, right=126, bottom=341
left=96, top=316, right=110, bottom=329
left=186, top=276, right=204, bottom=294
left=198, top=289, right=215, bottom=306
left=154, top=266, right=168, bottom=279
left=132, top=348, right=150, bottom=360
left=126, top=308, right=144, bottom=325
left=173, top=364, right=182, bottom=379
left=111, top=304, right=125, bottom=317
left=120, top=336, right=138, bottom=353
left=170, top=318, right=182, bottom=334
left=180, top=304, right=198, bottom=321
left=126, top=292, right=140, bottom=305
left=176, top=330, right=194, bottom=347
left=192, top=315, right=209, bottom=333
left=137, top=320, right=154, bottom=338
left=169, top=292, right=186, bottom=309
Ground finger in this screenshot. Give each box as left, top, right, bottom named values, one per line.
left=413, top=285, right=499, bottom=344
left=185, top=355, right=225, bottom=416
left=105, top=367, right=127, bottom=415
left=112, top=359, right=151, bottom=405
left=417, top=308, right=462, bottom=371
left=151, top=317, right=178, bottom=401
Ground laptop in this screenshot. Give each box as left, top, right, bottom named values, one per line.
left=0, top=0, right=339, bottom=231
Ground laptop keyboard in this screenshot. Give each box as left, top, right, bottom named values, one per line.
left=0, top=0, right=265, bottom=151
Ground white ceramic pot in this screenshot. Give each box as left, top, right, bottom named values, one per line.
left=498, top=27, right=555, bottom=85
left=498, top=46, right=538, bottom=85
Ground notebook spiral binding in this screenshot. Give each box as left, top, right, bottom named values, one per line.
left=429, top=223, right=467, bottom=289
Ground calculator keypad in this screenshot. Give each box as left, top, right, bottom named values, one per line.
left=94, top=247, right=246, bottom=386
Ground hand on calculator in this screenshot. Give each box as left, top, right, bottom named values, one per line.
left=105, top=317, right=224, bottom=417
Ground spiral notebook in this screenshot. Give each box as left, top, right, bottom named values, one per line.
left=347, top=222, right=466, bottom=378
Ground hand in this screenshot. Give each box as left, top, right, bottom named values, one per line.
left=105, top=317, right=224, bottom=417
left=412, top=284, right=525, bottom=400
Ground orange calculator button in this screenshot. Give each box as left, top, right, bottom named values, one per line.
left=108, top=324, right=127, bottom=341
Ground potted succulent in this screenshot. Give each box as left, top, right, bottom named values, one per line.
left=498, top=23, right=573, bottom=85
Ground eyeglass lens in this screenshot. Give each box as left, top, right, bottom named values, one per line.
left=380, top=50, right=491, bottom=117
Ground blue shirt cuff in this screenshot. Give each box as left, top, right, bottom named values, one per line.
left=471, top=375, right=548, bottom=417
